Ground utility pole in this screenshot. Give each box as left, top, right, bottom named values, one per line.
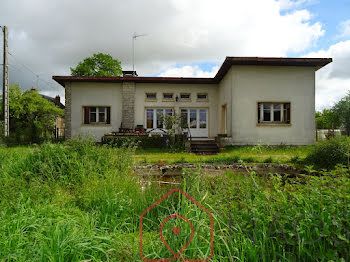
left=2, top=26, right=9, bottom=137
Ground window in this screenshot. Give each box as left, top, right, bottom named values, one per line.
left=84, top=106, right=111, bottom=124
left=180, top=93, right=191, bottom=100
left=156, top=109, right=163, bottom=128
left=257, top=102, right=290, bottom=124
left=146, top=109, right=154, bottom=128
left=163, top=93, right=174, bottom=100
left=146, top=93, right=157, bottom=100
left=180, top=109, right=188, bottom=128
left=199, top=109, right=207, bottom=128
left=146, top=108, right=174, bottom=129
left=189, top=109, right=197, bottom=128
left=197, top=93, right=208, bottom=100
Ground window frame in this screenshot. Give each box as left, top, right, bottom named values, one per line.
left=145, top=92, right=157, bottom=101
left=179, top=93, right=191, bottom=101
left=83, top=106, right=111, bottom=125
left=145, top=107, right=174, bottom=129
left=162, top=93, right=174, bottom=101
left=197, top=93, right=208, bottom=101
left=257, top=102, right=291, bottom=126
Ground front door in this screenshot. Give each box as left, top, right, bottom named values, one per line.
left=181, top=108, right=208, bottom=137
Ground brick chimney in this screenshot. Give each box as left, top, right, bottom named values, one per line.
left=122, top=71, right=138, bottom=77
left=55, top=95, right=61, bottom=105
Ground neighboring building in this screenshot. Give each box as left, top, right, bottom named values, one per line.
left=53, top=57, right=332, bottom=145
left=40, top=94, right=65, bottom=138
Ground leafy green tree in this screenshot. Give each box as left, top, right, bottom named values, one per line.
left=333, top=92, right=350, bottom=136
left=315, top=109, right=340, bottom=130
left=70, top=53, right=122, bottom=77
left=0, top=85, right=64, bottom=144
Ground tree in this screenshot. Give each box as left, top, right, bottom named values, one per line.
left=0, top=85, right=64, bottom=144
left=315, top=109, right=340, bottom=130
left=333, top=92, right=350, bottom=136
left=70, top=53, right=122, bottom=77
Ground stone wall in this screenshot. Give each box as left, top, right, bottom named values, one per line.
left=64, top=82, right=72, bottom=139
left=122, top=82, right=136, bottom=129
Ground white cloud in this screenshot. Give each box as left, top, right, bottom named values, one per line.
left=338, top=19, right=350, bottom=38
left=159, top=65, right=219, bottom=78
left=1, top=0, right=325, bottom=94
left=306, top=40, right=350, bottom=110
left=278, top=0, right=316, bottom=10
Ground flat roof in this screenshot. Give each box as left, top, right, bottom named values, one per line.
left=53, top=57, right=332, bottom=87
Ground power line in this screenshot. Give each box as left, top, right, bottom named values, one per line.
left=7, top=50, right=59, bottom=90
left=1, top=29, right=59, bottom=91
left=8, top=51, right=38, bottom=77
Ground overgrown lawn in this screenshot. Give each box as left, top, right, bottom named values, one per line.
left=0, top=141, right=349, bottom=261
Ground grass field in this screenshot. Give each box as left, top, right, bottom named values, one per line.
left=134, top=145, right=312, bottom=164
left=0, top=141, right=349, bottom=261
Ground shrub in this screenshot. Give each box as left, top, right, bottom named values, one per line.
left=6, top=136, right=133, bottom=186
left=263, top=156, right=274, bottom=163
left=204, top=155, right=241, bottom=164
left=290, top=155, right=302, bottom=165
left=101, top=135, right=168, bottom=149
left=305, top=136, right=350, bottom=169
left=241, top=156, right=256, bottom=163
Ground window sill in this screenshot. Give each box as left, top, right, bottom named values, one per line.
left=162, top=99, right=175, bottom=102
left=82, top=123, right=112, bottom=126
left=145, top=99, right=157, bottom=102
left=257, top=123, right=291, bottom=127
left=196, top=99, right=209, bottom=102
left=179, top=99, right=192, bottom=102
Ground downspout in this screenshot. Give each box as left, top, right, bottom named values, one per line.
left=230, top=68, right=233, bottom=138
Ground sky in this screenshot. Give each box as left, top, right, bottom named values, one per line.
left=0, top=0, right=349, bottom=110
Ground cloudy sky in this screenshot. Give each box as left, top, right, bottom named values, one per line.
left=1, top=0, right=349, bottom=110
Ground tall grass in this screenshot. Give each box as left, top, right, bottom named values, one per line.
left=0, top=139, right=349, bottom=261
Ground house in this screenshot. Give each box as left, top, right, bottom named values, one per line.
left=40, top=93, right=65, bottom=138
left=53, top=57, right=332, bottom=146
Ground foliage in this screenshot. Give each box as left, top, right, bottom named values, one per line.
left=163, top=113, right=187, bottom=151
left=333, top=91, right=350, bottom=135
left=134, top=145, right=312, bottom=164
left=315, top=109, right=340, bottom=130
left=0, top=138, right=146, bottom=261
left=101, top=135, right=168, bottom=149
left=0, top=143, right=349, bottom=261
left=305, top=136, right=350, bottom=169
left=163, top=112, right=186, bottom=133
left=203, top=155, right=241, bottom=164
left=201, top=166, right=350, bottom=261
left=70, top=53, right=122, bottom=77
left=0, top=85, right=64, bottom=144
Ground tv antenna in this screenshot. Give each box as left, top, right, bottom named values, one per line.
left=132, top=32, right=148, bottom=72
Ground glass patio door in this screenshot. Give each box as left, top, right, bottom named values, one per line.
left=181, top=108, right=208, bottom=137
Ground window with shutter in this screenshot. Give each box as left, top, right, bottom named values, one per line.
left=83, top=106, right=111, bottom=124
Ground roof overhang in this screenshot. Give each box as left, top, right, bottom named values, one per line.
left=53, top=57, right=332, bottom=87
left=52, top=76, right=215, bottom=87
left=213, top=57, right=332, bottom=82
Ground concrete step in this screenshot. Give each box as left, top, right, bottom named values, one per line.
left=190, top=139, right=219, bottom=155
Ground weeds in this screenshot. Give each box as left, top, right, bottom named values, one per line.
left=0, top=139, right=349, bottom=261
left=305, top=136, right=350, bottom=169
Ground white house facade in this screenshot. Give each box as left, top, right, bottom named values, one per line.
left=53, top=57, right=332, bottom=145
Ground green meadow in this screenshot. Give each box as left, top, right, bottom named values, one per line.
left=0, top=138, right=349, bottom=261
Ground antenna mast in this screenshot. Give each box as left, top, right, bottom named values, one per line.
left=132, top=32, right=147, bottom=72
